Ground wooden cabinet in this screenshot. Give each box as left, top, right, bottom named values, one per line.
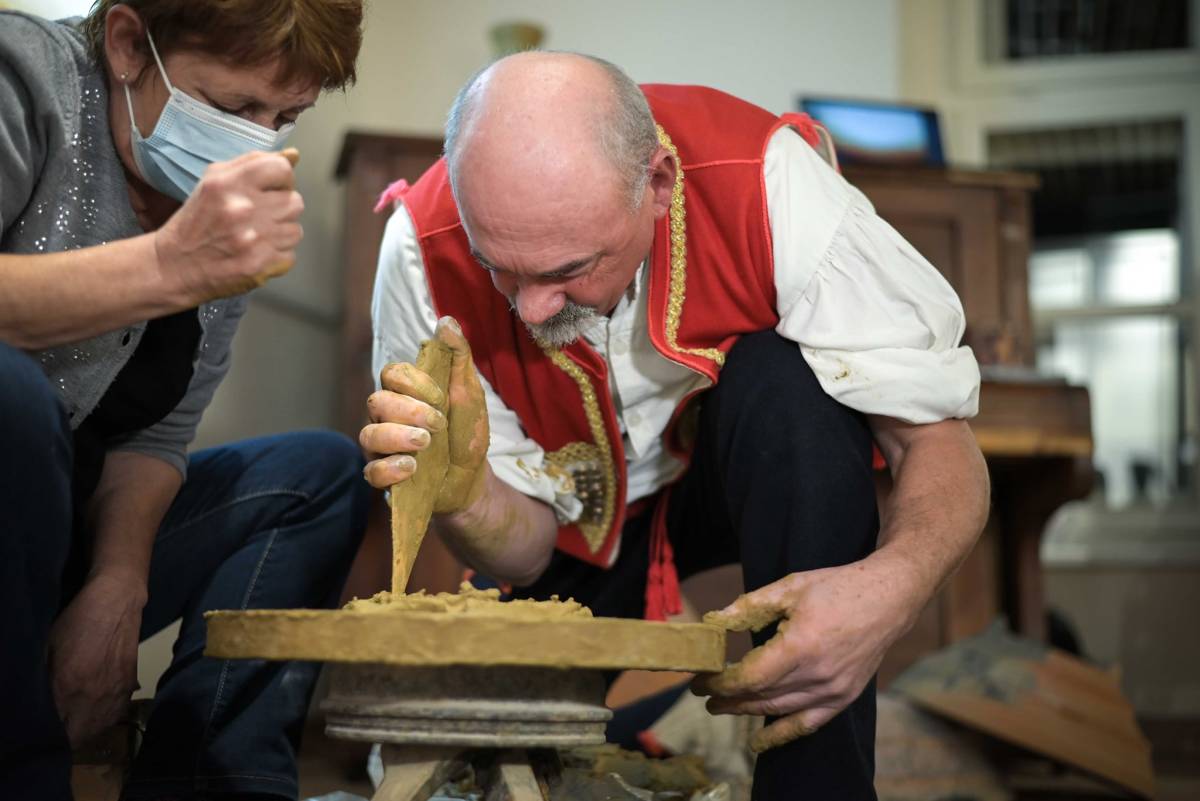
left=843, top=165, right=1039, bottom=367
left=335, top=133, right=445, bottom=437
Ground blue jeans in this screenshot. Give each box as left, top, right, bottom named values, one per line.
left=0, top=342, right=369, bottom=800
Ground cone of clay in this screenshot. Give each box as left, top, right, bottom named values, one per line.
left=390, top=339, right=453, bottom=594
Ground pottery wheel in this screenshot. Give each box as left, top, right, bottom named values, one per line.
left=205, top=586, right=726, bottom=749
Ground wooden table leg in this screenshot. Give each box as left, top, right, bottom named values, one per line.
left=374, top=745, right=466, bottom=801
left=485, top=751, right=547, bottom=801
left=992, top=456, right=1094, bottom=641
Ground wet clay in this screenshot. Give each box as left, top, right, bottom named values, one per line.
left=701, top=594, right=785, bottom=633
left=749, top=714, right=816, bottom=753
left=346, top=581, right=592, bottom=621
left=206, top=607, right=726, bottom=672
left=562, top=745, right=710, bottom=793
left=391, top=340, right=453, bottom=594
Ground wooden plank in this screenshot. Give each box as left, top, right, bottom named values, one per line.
left=894, top=628, right=1155, bottom=799
left=910, top=692, right=1154, bottom=799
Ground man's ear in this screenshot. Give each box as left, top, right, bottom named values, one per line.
left=103, top=4, right=150, bottom=87
left=646, top=146, right=677, bottom=221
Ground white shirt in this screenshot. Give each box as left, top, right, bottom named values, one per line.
left=371, top=128, right=981, bottom=524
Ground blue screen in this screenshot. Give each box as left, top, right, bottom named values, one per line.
left=801, top=99, right=944, bottom=167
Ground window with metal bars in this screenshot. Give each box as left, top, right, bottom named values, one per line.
left=989, top=120, right=1196, bottom=510
left=992, top=0, right=1190, bottom=61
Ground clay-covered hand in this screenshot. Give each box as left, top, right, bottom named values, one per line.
left=692, top=558, right=919, bottom=753
left=154, top=149, right=302, bottom=303
left=48, top=570, right=146, bottom=747
left=361, top=316, right=490, bottom=514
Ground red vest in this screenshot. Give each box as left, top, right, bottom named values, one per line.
left=396, top=85, right=824, bottom=614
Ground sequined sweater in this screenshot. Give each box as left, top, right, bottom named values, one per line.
left=0, top=12, right=246, bottom=477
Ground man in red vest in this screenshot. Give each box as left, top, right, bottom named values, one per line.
left=361, top=52, right=988, bottom=798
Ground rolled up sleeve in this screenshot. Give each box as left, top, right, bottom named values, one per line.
left=768, top=128, right=980, bottom=423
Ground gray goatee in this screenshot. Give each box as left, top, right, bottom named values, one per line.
left=512, top=300, right=601, bottom=348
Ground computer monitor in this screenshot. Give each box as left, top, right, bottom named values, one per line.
left=800, top=97, right=946, bottom=167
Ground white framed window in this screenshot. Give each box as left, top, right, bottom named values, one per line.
left=975, top=106, right=1199, bottom=559
left=948, top=0, right=1200, bottom=95
left=1031, top=230, right=1194, bottom=510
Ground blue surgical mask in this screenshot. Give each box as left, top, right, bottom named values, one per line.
left=124, top=31, right=295, bottom=202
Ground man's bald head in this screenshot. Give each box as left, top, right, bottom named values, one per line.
left=444, top=51, right=659, bottom=211
left=441, top=52, right=675, bottom=349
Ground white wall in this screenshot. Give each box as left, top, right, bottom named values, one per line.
left=194, top=0, right=902, bottom=447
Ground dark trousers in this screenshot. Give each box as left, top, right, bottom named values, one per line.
left=516, top=331, right=880, bottom=800
left=0, top=342, right=370, bottom=800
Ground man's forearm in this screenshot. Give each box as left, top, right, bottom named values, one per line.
left=869, top=417, right=990, bottom=624
left=434, top=464, right=559, bottom=586
left=85, top=451, right=184, bottom=593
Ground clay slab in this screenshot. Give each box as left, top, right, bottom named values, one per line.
left=205, top=609, right=725, bottom=673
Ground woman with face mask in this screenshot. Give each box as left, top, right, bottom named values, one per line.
left=0, top=2, right=366, bottom=799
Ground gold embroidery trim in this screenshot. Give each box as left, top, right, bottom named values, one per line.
left=535, top=127, right=719, bottom=553
left=543, top=349, right=617, bottom=554
left=657, top=124, right=726, bottom=367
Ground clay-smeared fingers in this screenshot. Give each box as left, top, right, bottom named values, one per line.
left=691, top=625, right=795, bottom=698
left=366, top=389, right=448, bottom=430
left=703, top=684, right=823, bottom=716
left=694, top=584, right=797, bottom=699
left=434, top=315, right=471, bottom=356
left=750, top=711, right=822, bottom=753
left=363, top=454, right=417, bottom=489
left=701, top=581, right=792, bottom=634
left=434, top=316, right=488, bottom=463
left=379, top=362, right=447, bottom=409
left=359, top=422, right=433, bottom=457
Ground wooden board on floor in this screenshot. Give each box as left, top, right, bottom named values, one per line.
left=893, top=626, right=1155, bottom=799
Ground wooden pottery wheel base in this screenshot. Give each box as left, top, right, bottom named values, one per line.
left=205, top=603, right=726, bottom=800
left=324, top=664, right=608, bottom=800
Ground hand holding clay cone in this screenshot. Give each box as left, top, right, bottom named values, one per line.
left=390, top=338, right=453, bottom=594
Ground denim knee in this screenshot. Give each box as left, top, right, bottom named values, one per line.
left=294, top=429, right=367, bottom=491
left=0, top=342, right=71, bottom=466
left=0, top=342, right=73, bottom=571
left=282, top=429, right=369, bottom=552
